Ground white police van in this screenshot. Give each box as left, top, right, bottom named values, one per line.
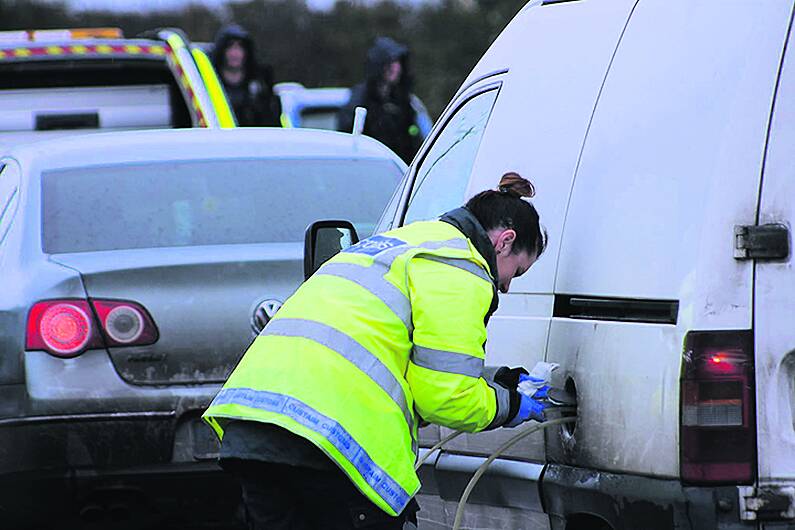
left=365, top=0, right=795, bottom=528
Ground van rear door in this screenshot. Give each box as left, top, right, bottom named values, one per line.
left=751, top=10, right=795, bottom=524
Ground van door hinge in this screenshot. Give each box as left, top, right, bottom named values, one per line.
left=738, top=486, right=795, bottom=521
left=734, top=224, right=790, bottom=260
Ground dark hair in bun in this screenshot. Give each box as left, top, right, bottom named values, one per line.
left=498, top=171, right=535, bottom=199
left=466, top=172, right=547, bottom=258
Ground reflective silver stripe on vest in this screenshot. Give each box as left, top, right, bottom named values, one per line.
left=415, top=255, right=493, bottom=284
left=411, top=345, right=484, bottom=378
left=318, top=238, right=472, bottom=334
left=377, top=238, right=469, bottom=268
left=209, top=387, right=412, bottom=514
left=263, top=318, right=417, bottom=454
left=317, top=262, right=412, bottom=331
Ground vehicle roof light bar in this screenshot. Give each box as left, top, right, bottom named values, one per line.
left=0, top=28, right=124, bottom=43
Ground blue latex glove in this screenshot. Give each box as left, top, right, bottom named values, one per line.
left=531, top=385, right=550, bottom=401
left=517, top=373, right=552, bottom=401
left=504, top=392, right=549, bottom=428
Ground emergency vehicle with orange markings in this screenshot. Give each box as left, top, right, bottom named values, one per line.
left=0, top=27, right=235, bottom=152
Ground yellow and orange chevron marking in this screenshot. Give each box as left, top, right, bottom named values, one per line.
left=163, top=41, right=208, bottom=128
left=0, top=43, right=168, bottom=61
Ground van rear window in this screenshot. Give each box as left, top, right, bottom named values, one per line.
left=42, top=158, right=402, bottom=253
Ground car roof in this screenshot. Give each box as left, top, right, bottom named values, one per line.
left=6, top=127, right=407, bottom=171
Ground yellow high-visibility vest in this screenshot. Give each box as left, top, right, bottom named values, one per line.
left=203, top=219, right=506, bottom=516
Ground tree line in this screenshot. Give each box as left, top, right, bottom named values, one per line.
left=0, top=0, right=524, bottom=118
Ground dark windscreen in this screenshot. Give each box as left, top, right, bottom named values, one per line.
left=42, top=158, right=402, bottom=253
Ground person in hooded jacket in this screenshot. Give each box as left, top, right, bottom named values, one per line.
left=212, top=24, right=282, bottom=127
left=337, top=37, right=423, bottom=163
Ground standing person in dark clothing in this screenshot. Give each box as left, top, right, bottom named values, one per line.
left=212, top=24, right=282, bottom=127
left=337, top=36, right=423, bottom=163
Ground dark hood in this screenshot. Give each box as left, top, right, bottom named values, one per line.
left=212, top=24, right=259, bottom=81
left=365, top=36, right=412, bottom=94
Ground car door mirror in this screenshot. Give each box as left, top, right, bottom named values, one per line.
left=304, top=220, right=359, bottom=280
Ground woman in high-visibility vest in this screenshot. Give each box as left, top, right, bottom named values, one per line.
left=204, top=173, right=549, bottom=530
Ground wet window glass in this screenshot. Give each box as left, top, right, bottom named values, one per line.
left=42, top=158, right=402, bottom=253
left=403, top=89, right=498, bottom=224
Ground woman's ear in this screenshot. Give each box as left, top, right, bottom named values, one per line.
left=495, top=229, right=517, bottom=255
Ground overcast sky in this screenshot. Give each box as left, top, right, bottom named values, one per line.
left=60, top=0, right=417, bottom=13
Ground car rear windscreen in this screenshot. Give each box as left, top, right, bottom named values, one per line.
left=42, top=158, right=402, bottom=253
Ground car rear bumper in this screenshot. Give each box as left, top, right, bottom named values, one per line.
left=0, top=411, right=232, bottom=527
left=0, top=461, right=240, bottom=528
left=0, top=411, right=177, bottom=474
left=542, top=464, right=751, bottom=530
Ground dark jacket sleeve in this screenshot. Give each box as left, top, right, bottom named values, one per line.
left=253, top=65, right=282, bottom=127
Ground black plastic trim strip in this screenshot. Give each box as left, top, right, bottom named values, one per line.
left=542, top=0, right=583, bottom=5
left=454, top=69, right=508, bottom=98
left=554, top=295, right=678, bottom=324
left=35, top=112, right=99, bottom=131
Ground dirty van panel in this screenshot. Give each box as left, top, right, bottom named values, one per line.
left=438, top=0, right=638, bottom=465
left=459, top=0, right=640, bottom=481
left=555, top=0, right=789, bottom=305
left=545, top=320, right=682, bottom=475
left=549, top=0, right=791, bottom=482
left=465, top=0, right=638, bottom=296
left=402, top=0, right=639, bottom=525
left=755, top=11, right=795, bottom=496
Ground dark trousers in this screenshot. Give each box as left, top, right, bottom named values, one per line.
left=222, top=459, right=419, bottom=530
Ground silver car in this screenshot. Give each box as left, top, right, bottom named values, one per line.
left=0, top=127, right=405, bottom=527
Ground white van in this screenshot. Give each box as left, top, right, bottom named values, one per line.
left=339, top=0, right=795, bottom=528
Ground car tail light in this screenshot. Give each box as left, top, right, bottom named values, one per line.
left=91, top=300, right=158, bottom=347
left=26, top=300, right=103, bottom=357
left=27, top=299, right=158, bottom=357
left=680, top=330, right=756, bottom=484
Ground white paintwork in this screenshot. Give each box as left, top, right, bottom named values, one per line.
left=465, top=0, right=638, bottom=295
left=441, top=0, right=638, bottom=478
left=385, top=0, right=795, bottom=525
left=756, top=16, right=795, bottom=486
left=0, top=85, right=172, bottom=131
left=549, top=0, right=791, bottom=477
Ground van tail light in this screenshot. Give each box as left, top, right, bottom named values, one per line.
left=26, top=299, right=158, bottom=358
left=680, top=330, right=756, bottom=484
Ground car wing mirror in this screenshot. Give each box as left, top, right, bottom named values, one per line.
left=304, top=220, right=359, bottom=280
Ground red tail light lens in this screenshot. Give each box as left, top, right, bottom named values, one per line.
left=680, top=330, right=756, bottom=484
left=27, top=299, right=158, bottom=357
left=26, top=300, right=103, bottom=357
left=91, top=300, right=158, bottom=346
